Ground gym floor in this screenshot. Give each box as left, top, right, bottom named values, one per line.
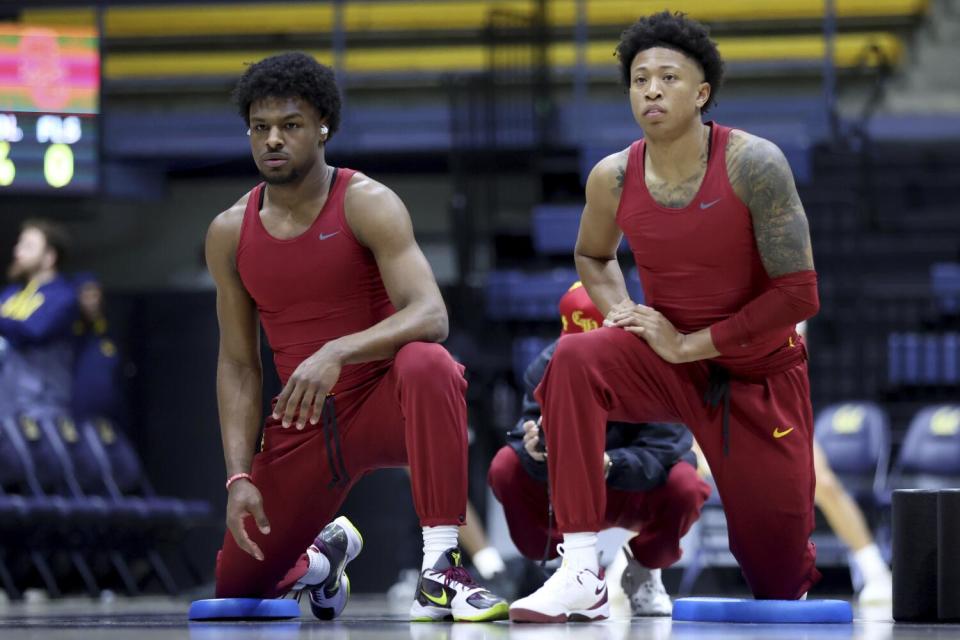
left=1, top=595, right=957, bottom=640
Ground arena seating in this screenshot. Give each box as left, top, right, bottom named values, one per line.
left=887, top=332, right=960, bottom=387
left=0, top=414, right=212, bottom=599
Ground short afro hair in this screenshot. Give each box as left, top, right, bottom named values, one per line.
left=232, top=52, right=342, bottom=139
left=616, top=11, right=724, bottom=113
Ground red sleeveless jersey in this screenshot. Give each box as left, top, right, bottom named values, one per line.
left=236, top=168, right=396, bottom=390
left=616, top=123, right=802, bottom=375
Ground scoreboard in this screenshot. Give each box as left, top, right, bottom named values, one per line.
left=0, top=25, right=98, bottom=195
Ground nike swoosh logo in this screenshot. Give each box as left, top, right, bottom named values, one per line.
left=699, top=198, right=722, bottom=210
left=773, top=427, right=794, bottom=439
left=595, top=585, right=606, bottom=596
left=319, top=231, right=340, bottom=240
left=422, top=588, right=449, bottom=606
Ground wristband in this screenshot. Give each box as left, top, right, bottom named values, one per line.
left=226, top=472, right=253, bottom=491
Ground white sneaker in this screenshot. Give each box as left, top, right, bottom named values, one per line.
left=620, top=551, right=671, bottom=617
left=509, top=546, right=609, bottom=623
left=858, top=573, right=893, bottom=607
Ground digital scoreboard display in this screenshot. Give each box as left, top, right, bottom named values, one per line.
left=0, top=25, right=98, bottom=195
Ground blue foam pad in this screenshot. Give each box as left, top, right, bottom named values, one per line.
left=673, top=598, right=853, bottom=623
left=189, top=598, right=301, bottom=621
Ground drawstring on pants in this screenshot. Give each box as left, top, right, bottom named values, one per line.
left=704, top=364, right=732, bottom=457
left=321, top=395, right=350, bottom=488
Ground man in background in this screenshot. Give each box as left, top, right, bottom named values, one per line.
left=0, top=219, right=77, bottom=420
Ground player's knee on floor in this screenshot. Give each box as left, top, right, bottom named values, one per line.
left=214, top=549, right=289, bottom=600
left=214, top=571, right=276, bottom=600
left=731, top=539, right=817, bottom=600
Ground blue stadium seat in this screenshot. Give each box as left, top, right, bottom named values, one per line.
left=531, top=205, right=581, bottom=255
left=0, top=416, right=107, bottom=598
left=8, top=413, right=177, bottom=596
left=945, top=333, right=960, bottom=385
left=484, top=269, right=579, bottom=321
left=814, top=402, right=891, bottom=502
left=37, top=415, right=212, bottom=594
left=888, top=405, right=960, bottom=490
left=485, top=269, right=645, bottom=322
left=931, top=262, right=960, bottom=315
left=531, top=205, right=630, bottom=255
left=889, top=332, right=960, bottom=387
left=81, top=417, right=212, bottom=526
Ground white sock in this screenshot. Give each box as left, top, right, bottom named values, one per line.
left=422, top=525, right=459, bottom=571
left=853, top=543, right=891, bottom=583
left=472, top=546, right=506, bottom=579
left=300, top=547, right=331, bottom=586
left=562, top=532, right=599, bottom=574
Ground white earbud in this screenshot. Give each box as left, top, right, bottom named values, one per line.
left=246, top=128, right=251, bottom=136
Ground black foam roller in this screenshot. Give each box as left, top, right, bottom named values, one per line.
left=893, top=489, right=939, bottom=622
left=939, top=489, right=960, bottom=621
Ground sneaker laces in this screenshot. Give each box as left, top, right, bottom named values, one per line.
left=439, top=565, right=478, bottom=590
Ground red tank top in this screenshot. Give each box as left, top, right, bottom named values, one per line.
left=616, top=123, right=802, bottom=376
left=236, top=168, right=395, bottom=391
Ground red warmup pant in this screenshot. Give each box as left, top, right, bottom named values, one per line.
left=488, top=447, right=709, bottom=569
left=215, top=342, right=468, bottom=598
left=536, top=328, right=821, bottom=599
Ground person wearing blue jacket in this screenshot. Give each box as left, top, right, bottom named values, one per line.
left=71, top=273, right=123, bottom=423
left=488, top=283, right=710, bottom=616
left=0, top=219, right=78, bottom=420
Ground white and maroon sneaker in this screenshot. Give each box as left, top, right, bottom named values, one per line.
left=509, top=546, right=609, bottom=623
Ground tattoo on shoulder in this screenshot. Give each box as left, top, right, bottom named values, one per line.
left=726, top=133, right=814, bottom=278
left=613, top=164, right=626, bottom=196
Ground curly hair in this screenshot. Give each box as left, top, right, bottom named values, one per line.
left=616, top=11, right=724, bottom=113
left=232, top=52, right=342, bottom=139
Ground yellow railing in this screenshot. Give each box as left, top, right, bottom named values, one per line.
left=103, top=32, right=902, bottom=77
left=22, top=0, right=927, bottom=36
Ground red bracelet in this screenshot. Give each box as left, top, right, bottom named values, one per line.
left=226, top=472, right=253, bottom=491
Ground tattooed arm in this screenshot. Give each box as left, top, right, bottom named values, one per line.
left=707, top=131, right=820, bottom=355
left=601, top=132, right=817, bottom=364
left=574, top=149, right=632, bottom=316
left=727, top=130, right=815, bottom=276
